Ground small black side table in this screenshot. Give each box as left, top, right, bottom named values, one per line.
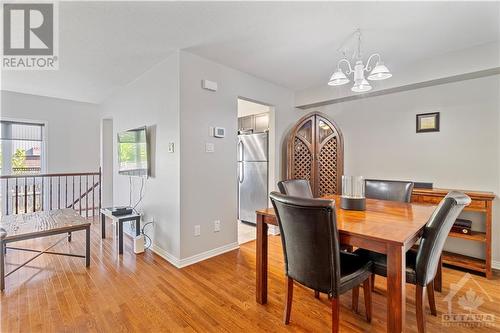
left=100, top=208, right=141, bottom=254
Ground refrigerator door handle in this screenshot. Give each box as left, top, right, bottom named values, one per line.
left=237, top=139, right=242, bottom=161
left=240, top=140, right=245, bottom=161
left=239, top=162, right=245, bottom=183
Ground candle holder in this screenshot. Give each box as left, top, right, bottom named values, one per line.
left=340, top=175, right=366, bottom=211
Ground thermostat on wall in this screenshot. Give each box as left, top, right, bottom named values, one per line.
left=214, top=127, right=225, bottom=138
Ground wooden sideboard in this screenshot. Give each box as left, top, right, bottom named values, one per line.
left=411, top=188, right=495, bottom=278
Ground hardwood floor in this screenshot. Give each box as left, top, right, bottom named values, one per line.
left=1, top=220, right=499, bottom=332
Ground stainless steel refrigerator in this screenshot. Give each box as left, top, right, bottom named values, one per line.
left=237, top=133, right=268, bottom=224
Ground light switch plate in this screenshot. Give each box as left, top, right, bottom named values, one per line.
left=205, top=143, right=215, bottom=153
left=194, top=225, right=201, bottom=236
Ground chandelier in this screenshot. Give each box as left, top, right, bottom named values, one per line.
left=328, top=29, right=392, bottom=93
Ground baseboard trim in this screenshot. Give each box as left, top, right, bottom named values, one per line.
left=152, top=244, right=181, bottom=267
left=178, top=242, right=240, bottom=268
left=492, top=260, right=500, bottom=271
left=152, top=242, right=240, bottom=269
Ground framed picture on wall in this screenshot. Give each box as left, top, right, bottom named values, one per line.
left=416, top=112, right=440, bottom=133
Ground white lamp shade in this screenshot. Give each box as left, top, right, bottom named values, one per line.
left=367, top=63, right=392, bottom=81
left=328, top=70, right=349, bottom=86
left=351, top=79, right=372, bottom=93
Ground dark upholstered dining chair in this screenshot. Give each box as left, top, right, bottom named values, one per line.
left=365, top=179, right=414, bottom=203
left=354, top=191, right=471, bottom=333
left=269, top=192, right=373, bottom=332
left=277, top=179, right=322, bottom=297
left=364, top=179, right=415, bottom=289
left=277, top=179, right=313, bottom=198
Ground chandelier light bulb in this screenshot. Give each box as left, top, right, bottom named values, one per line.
left=351, top=79, right=372, bottom=93
left=328, top=70, right=350, bottom=86
left=367, top=62, right=392, bottom=81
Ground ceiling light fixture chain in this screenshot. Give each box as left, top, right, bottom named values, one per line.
left=328, top=28, right=392, bottom=93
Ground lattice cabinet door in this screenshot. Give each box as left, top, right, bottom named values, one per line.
left=314, top=115, right=343, bottom=197
left=286, top=112, right=344, bottom=197
left=286, top=115, right=315, bottom=187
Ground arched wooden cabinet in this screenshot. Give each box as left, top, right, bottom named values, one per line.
left=286, top=112, right=344, bottom=197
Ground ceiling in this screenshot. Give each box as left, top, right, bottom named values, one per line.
left=1, top=2, right=499, bottom=104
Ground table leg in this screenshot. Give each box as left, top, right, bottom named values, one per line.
left=101, top=213, right=106, bottom=239
left=135, top=217, right=141, bottom=237
left=85, top=227, right=90, bottom=267
left=256, top=213, right=268, bottom=304
left=118, top=221, right=123, bottom=254
left=0, top=239, right=4, bottom=291
left=387, top=244, right=406, bottom=333
left=434, top=255, right=442, bottom=292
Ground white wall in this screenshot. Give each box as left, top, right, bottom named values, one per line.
left=1, top=91, right=100, bottom=173
left=179, top=51, right=295, bottom=260
left=100, top=52, right=181, bottom=258
left=100, top=119, right=113, bottom=207
left=285, top=75, right=500, bottom=263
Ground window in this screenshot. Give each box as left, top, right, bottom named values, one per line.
left=0, top=120, right=45, bottom=175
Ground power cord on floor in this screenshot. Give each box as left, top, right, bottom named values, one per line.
left=141, top=221, right=153, bottom=249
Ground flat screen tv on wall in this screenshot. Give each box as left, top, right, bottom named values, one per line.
left=117, top=126, right=149, bottom=177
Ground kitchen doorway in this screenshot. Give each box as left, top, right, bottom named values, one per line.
left=237, top=98, right=274, bottom=244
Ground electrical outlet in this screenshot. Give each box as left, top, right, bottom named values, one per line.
left=168, top=142, right=175, bottom=153
left=214, top=220, right=221, bottom=232
left=194, top=225, right=201, bottom=236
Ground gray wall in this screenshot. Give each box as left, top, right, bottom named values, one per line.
left=179, top=51, right=294, bottom=259
left=293, top=75, right=500, bottom=264
left=100, top=52, right=181, bottom=258
left=100, top=119, right=114, bottom=207
left=1, top=91, right=100, bottom=173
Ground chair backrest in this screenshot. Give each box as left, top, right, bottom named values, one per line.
left=269, top=192, right=341, bottom=296
left=365, top=179, right=414, bottom=203
left=415, top=191, right=471, bottom=286
left=277, top=179, right=314, bottom=198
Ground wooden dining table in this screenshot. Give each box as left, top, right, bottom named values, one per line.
left=255, top=194, right=437, bottom=333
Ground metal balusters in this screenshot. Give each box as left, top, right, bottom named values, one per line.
left=98, top=167, right=102, bottom=213
left=24, top=177, right=28, bottom=213
left=85, top=175, right=89, bottom=218
left=15, top=178, right=19, bottom=214
left=32, top=177, right=36, bottom=212
left=58, top=176, right=61, bottom=209
left=79, top=176, right=82, bottom=215
left=41, top=177, right=44, bottom=211
left=1, top=171, right=101, bottom=216
left=65, top=176, right=68, bottom=208
left=92, top=175, right=95, bottom=220
left=5, top=179, right=9, bottom=215
left=49, top=176, right=53, bottom=210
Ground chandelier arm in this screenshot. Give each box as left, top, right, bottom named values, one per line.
left=364, top=53, right=381, bottom=72
left=337, top=58, right=353, bottom=74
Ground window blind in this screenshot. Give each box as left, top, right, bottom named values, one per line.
left=0, top=120, right=44, bottom=141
